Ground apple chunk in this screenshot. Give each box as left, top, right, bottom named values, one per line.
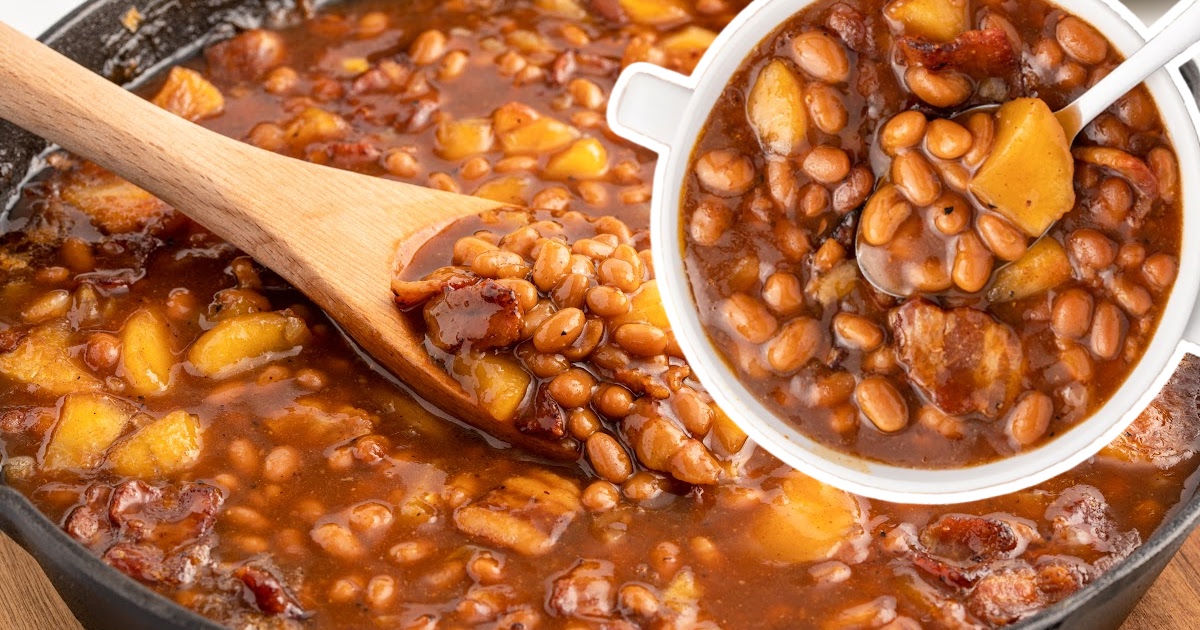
left=969, top=98, right=1075, bottom=238
left=747, top=59, right=808, bottom=156
left=987, top=237, right=1072, bottom=302
left=884, top=0, right=969, bottom=43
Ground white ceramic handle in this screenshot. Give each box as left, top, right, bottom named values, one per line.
left=607, top=63, right=694, bottom=153
left=1058, top=0, right=1200, bottom=136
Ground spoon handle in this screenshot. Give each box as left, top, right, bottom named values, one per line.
left=1058, top=0, right=1200, bottom=136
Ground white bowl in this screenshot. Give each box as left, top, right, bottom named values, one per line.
left=607, top=0, right=1200, bottom=504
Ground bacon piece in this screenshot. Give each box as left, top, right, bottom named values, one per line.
left=896, top=29, right=1017, bottom=79
left=890, top=299, right=1024, bottom=418
left=234, top=564, right=306, bottom=618
left=423, top=279, right=522, bottom=352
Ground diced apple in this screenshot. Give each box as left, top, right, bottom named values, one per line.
left=617, top=0, right=691, bottom=25
left=498, top=118, right=579, bottom=156
left=493, top=102, right=541, bottom=134
left=187, top=312, right=310, bottom=378
left=43, top=393, right=134, bottom=470
left=884, top=0, right=969, bottom=43
left=151, top=66, right=226, bottom=122
left=0, top=324, right=101, bottom=396
left=747, top=59, right=809, bottom=156
left=473, top=176, right=531, bottom=206
left=107, top=410, right=202, bottom=478
left=543, top=138, right=609, bottom=180
left=710, top=406, right=749, bottom=454
left=61, top=164, right=171, bottom=234
left=435, top=118, right=496, bottom=160
left=534, top=0, right=587, bottom=18
left=969, top=99, right=1075, bottom=237
left=120, top=309, right=177, bottom=395
left=987, top=237, right=1072, bottom=302
left=284, top=107, right=350, bottom=148
left=611, top=280, right=669, bottom=329
left=750, top=473, right=864, bottom=564
left=451, top=352, right=532, bottom=423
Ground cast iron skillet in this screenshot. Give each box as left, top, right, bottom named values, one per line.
left=1, top=1, right=1199, bottom=628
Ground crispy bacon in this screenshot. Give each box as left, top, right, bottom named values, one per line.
left=897, top=29, right=1018, bottom=79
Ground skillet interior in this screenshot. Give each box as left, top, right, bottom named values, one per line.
left=0, top=1, right=1199, bottom=628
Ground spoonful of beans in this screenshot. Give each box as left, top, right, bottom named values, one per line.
left=855, top=0, right=1200, bottom=298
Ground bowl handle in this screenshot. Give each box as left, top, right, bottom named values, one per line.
left=607, top=63, right=694, bottom=153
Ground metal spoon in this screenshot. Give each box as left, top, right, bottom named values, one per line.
left=857, top=0, right=1200, bottom=297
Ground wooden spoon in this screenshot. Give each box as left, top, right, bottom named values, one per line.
left=0, top=22, right=579, bottom=460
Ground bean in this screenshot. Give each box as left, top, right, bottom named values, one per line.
left=891, top=152, right=940, bottom=207
left=563, top=319, right=604, bottom=362
left=962, top=112, right=994, bottom=167
left=790, top=183, right=825, bottom=219
left=585, top=285, right=630, bottom=318
left=917, top=405, right=965, bottom=439
left=409, top=30, right=447, bottom=65
left=1116, top=87, right=1157, bottom=131
left=806, top=83, right=848, bottom=134
left=1143, top=253, right=1178, bottom=291
left=905, top=67, right=972, bottom=108
left=766, top=317, right=824, bottom=373
left=812, top=239, right=846, bottom=272
left=551, top=273, right=591, bottom=310
left=791, top=31, right=850, bottom=83
left=1111, top=274, right=1152, bottom=317
left=862, top=345, right=898, bottom=374
left=581, top=480, right=621, bottom=512
left=833, top=313, right=884, bottom=351
left=587, top=432, right=634, bottom=483
left=495, top=278, right=538, bottom=312
left=1148, top=146, right=1180, bottom=204
left=1090, top=300, right=1124, bottom=360
left=775, top=221, right=813, bottom=261
left=533, top=307, right=586, bottom=353
left=1051, top=288, right=1093, bottom=339
left=263, top=446, right=301, bottom=483
left=933, top=192, right=970, bottom=235
left=673, top=388, right=715, bottom=436
left=762, top=272, right=805, bottom=315
left=1007, top=392, right=1054, bottom=447
left=767, top=159, right=797, bottom=208
left=595, top=216, right=634, bottom=244
left=472, top=249, right=528, bottom=278
left=1056, top=17, right=1107, bottom=64
left=619, top=583, right=660, bottom=618
left=855, top=376, right=909, bottom=433
left=803, top=146, right=851, bottom=184
left=548, top=368, right=596, bottom=408
left=1067, top=229, right=1117, bottom=270
left=937, top=161, right=970, bottom=191
left=568, top=408, right=601, bottom=440
left=976, top=215, right=1028, bottom=261
left=599, top=258, right=641, bottom=292
left=925, top=119, right=973, bottom=159
left=879, top=111, right=927, bottom=155
left=695, top=149, right=755, bottom=196
left=311, top=522, right=364, bottom=559
left=904, top=257, right=953, bottom=293
left=524, top=350, right=570, bottom=379
left=452, top=236, right=497, bottom=265
left=21, top=290, right=70, bottom=324
left=650, top=541, right=682, bottom=577
left=572, top=237, right=615, bottom=261
left=1116, top=242, right=1146, bottom=269
left=614, top=323, right=669, bottom=356
left=952, top=231, right=993, bottom=293
left=718, top=294, right=779, bottom=344
left=689, top=198, right=733, bottom=246
left=859, top=185, right=907, bottom=246
left=350, top=502, right=394, bottom=533
left=567, top=253, right=597, bottom=277
left=834, top=165, right=875, bottom=213
left=594, top=383, right=634, bottom=419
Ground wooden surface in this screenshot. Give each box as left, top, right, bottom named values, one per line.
left=0, top=528, right=1196, bottom=629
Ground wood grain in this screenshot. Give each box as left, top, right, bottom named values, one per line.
left=0, top=527, right=1196, bottom=628
left=0, top=22, right=577, bottom=461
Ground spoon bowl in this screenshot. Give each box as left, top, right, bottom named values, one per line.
left=0, top=22, right=581, bottom=460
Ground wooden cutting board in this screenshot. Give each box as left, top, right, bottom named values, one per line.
left=0, top=529, right=1196, bottom=629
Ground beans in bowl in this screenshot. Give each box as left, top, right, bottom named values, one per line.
left=681, top=0, right=1183, bottom=466
left=1, top=1, right=1200, bottom=629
